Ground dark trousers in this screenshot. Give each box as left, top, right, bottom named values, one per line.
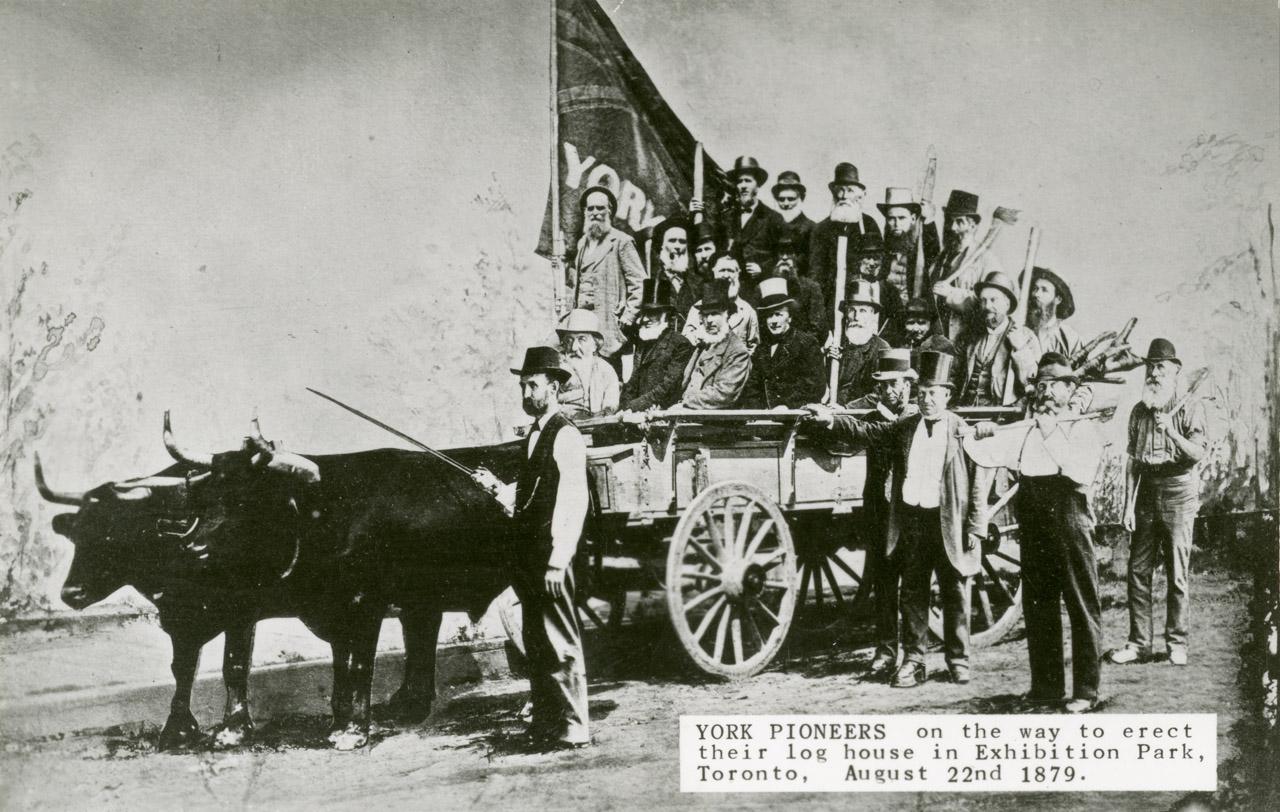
left=514, top=566, right=589, bottom=744
left=899, top=505, right=970, bottom=667
left=866, top=496, right=900, bottom=659
left=1016, top=476, right=1102, bottom=701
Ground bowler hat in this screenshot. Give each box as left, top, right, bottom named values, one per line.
left=695, top=232, right=718, bottom=250
left=828, top=162, right=865, bottom=191
left=1030, top=267, right=1075, bottom=320
left=556, top=308, right=604, bottom=340
left=856, top=231, right=885, bottom=258
left=871, top=348, right=918, bottom=381
left=1143, top=338, right=1181, bottom=366
left=638, top=277, right=678, bottom=313
left=756, top=278, right=797, bottom=313
left=904, top=297, right=933, bottom=320
left=771, top=170, right=807, bottom=199
left=727, top=156, right=768, bottom=185
left=579, top=185, right=617, bottom=214
left=917, top=350, right=955, bottom=388
left=1030, top=351, right=1080, bottom=384
left=973, top=270, right=1019, bottom=313
left=876, top=187, right=921, bottom=216
left=942, top=189, right=981, bottom=223
left=694, top=279, right=734, bottom=313
left=841, top=278, right=882, bottom=313
left=511, top=346, right=572, bottom=384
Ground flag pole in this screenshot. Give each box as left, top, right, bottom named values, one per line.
left=549, top=0, right=565, bottom=326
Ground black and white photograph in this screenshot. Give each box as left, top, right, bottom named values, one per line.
left=1, top=0, right=1277, bottom=809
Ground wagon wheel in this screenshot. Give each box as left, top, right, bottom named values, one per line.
left=665, top=481, right=798, bottom=678
left=495, top=583, right=625, bottom=659
left=792, top=514, right=872, bottom=629
left=928, top=517, right=1023, bottom=648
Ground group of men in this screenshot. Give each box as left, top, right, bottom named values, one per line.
left=473, top=157, right=1210, bottom=747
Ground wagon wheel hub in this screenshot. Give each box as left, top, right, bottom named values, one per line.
left=719, top=558, right=764, bottom=600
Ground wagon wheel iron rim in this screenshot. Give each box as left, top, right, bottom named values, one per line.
left=665, top=481, right=797, bottom=678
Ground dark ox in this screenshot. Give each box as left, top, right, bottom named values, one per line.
left=41, top=414, right=524, bottom=750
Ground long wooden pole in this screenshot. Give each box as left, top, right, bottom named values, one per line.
left=1004, top=225, right=1040, bottom=404
left=549, top=0, right=565, bottom=324
left=692, top=142, right=704, bottom=227
left=827, top=234, right=849, bottom=404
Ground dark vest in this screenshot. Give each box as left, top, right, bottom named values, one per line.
left=515, top=410, right=573, bottom=570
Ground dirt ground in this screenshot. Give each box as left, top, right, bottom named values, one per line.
left=0, top=561, right=1271, bottom=812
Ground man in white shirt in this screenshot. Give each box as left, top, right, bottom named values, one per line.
left=805, top=351, right=986, bottom=688
left=472, top=346, right=590, bottom=748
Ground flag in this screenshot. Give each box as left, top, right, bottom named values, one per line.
left=537, top=0, right=728, bottom=260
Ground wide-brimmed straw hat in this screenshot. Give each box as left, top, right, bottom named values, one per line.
left=556, top=308, right=604, bottom=340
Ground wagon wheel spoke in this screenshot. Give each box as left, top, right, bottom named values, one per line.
left=753, top=547, right=787, bottom=571
left=693, top=595, right=727, bottom=643
left=974, top=574, right=995, bottom=628
left=720, top=501, right=737, bottom=556
left=983, top=559, right=1015, bottom=605
left=750, top=595, right=780, bottom=627
left=992, top=549, right=1020, bottom=567
left=742, top=605, right=765, bottom=650
left=743, top=519, right=775, bottom=560
left=734, top=501, right=758, bottom=557
left=685, top=538, right=723, bottom=573
left=578, top=600, right=608, bottom=630
left=680, top=566, right=722, bottom=584
left=712, top=602, right=732, bottom=661
left=730, top=612, right=745, bottom=664
left=762, top=579, right=791, bottom=591
left=820, top=560, right=845, bottom=607
left=797, top=565, right=811, bottom=606
left=684, top=584, right=724, bottom=613
left=828, top=551, right=863, bottom=587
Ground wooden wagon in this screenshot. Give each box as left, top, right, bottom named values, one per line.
left=502, top=406, right=1027, bottom=678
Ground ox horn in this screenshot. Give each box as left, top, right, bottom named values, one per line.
left=163, top=411, right=214, bottom=468
left=33, top=453, right=87, bottom=505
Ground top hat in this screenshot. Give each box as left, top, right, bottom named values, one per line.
left=1143, top=338, right=1181, bottom=366
left=756, top=278, right=797, bottom=312
left=828, top=162, right=865, bottom=191
left=871, top=347, right=918, bottom=381
left=974, top=270, right=1019, bottom=312
left=556, top=308, right=604, bottom=339
left=771, top=170, right=807, bottom=199
left=1030, top=351, right=1080, bottom=384
left=841, top=278, right=883, bottom=312
left=904, top=297, right=933, bottom=320
left=1029, top=267, right=1075, bottom=320
left=638, top=277, right=678, bottom=313
left=942, top=189, right=981, bottom=222
left=579, top=185, right=617, bottom=214
left=694, top=279, right=734, bottom=313
left=652, top=215, right=692, bottom=248
left=727, top=156, right=768, bottom=185
left=917, top=350, right=955, bottom=388
left=876, top=187, right=921, bottom=216
left=511, top=346, right=572, bottom=384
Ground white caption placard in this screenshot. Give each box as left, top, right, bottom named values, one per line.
left=680, top=714, right=1216, bottom=792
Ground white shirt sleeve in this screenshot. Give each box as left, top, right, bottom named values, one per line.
left=548, top=425, right=589, bottom=569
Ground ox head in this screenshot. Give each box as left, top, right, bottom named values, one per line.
left=41, top=413, right=320, bottom=610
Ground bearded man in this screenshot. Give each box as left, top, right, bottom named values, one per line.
left=619, top=278, right=694, bottom=412
left=955, top=272, right=1040, bottom=407
left=899, top=297, right=957, bottom=382
left=1108, top=339, right=1208, bottom=668
left=845, top=349, right=920, bottom=675
left=676, top=280, right=752, bottom=409
left=926, top=190, right=1005, bottom=340
left=652, top=216, right=696, bottom=318
left=1026, top=267, right=1084, bottom=360
left=691, top=156, right=781, bottom=298
left=808, top=162, right=883, bottom=311
left=682, top=253, right=760, bottom=352
left=829, top=279, right=890, bottom=404
left=853, top=234, right=906, bottom=346
left=568, top=186, right=646, bottom=362
left=967, top=353, right=1105, bottom=712
left=879, top=187, right=941, bottom=300
left=774, top=236, right=827, bottom=338
left=555, top=309, right=620, bottom=419
left=772, top=170, right=815, bottom=249
left=742, top=278, right=825, bottom=409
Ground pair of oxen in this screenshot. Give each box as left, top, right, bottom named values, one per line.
left=36, top=414, right=525, bottom=750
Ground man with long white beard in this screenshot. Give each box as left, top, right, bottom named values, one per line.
left=808, top=162, right=883, bottom=311
left=1108, top=339, right=1208, bottom=667
left=955, top=271, right=1040, bottom=407
left=555, top=309, right=620, bottom=419
left=926, top=190, right=1004, bottom=340
left=472, top=346, right=590, bottom=748
left=830, top=279, right=891, bottom=404
left=1025, top=267, right=1084, bottom=360
left=879, top=187, right=941, bottom=300
left=683, top=253, right=760, bottom=352
left=676, top=280, right=752, bottom=409
left=742, top=278, right=825, bottom=409
left=989, top=353, right=1105, bottom=712
left=845, top=349, right=920, bottom=676
left=651, top=216, right=695, bottom=318
left=568, top=186, right=646, bottom=365
left=772, top=170, right=815, bottom=250
left=619, top=278, right=694, bottom=412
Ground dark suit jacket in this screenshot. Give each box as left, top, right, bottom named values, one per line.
left=743, top=328, right=826, bottom=408
left=722, top=202, right=784, bottom=286
left=619, top=327, right=694, bottom=412
left=825, top=410, right=984, bottom=574
left=807, top=214, right=883, bottom=309
left=777, top=212, right=815, bottom=253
